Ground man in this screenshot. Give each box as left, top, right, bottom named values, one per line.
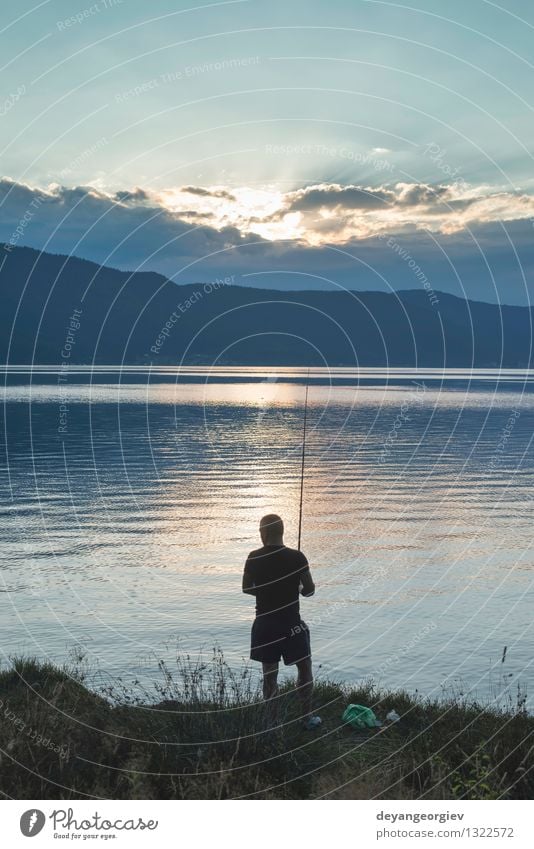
left=242, top=513, right=322, bottom=730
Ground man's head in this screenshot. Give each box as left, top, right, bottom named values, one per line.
left=260, top=514, right=284, bottom=545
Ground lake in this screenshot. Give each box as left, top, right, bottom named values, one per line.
left=1, top=367, right=533, bottom=707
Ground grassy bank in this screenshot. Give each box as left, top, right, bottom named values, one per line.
left=0, top=654, right=531, bottom=800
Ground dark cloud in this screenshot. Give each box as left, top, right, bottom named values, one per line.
left=0, top=179, right=258, bottom=276
left=287, top=185, right=395, bottom=212
left=114, top=188, right=150, bottom=204
left=177, top=210, right=214, bottom=218
left=181, top=185, right=237, bottom=201
left=285, top=182, right=460, bottom=215
left=0, top=177, right=48, bottom=206
left=397, top=184, right=450, bottom=206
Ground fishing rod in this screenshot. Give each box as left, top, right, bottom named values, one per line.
left=297, top=370, right=310, bottom=551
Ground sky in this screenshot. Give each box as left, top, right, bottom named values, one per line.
left=1, top=0, right=534, bottom=302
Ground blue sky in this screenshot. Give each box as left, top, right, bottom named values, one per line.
left=2, top=0, right=534, bottom=302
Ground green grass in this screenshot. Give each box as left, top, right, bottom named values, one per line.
left=0, top=652, right=531, bottom=799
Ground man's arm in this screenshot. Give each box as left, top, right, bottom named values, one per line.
left=242, top=562, right=257, bottom=595
left=299, top=567, right=315, bottom=597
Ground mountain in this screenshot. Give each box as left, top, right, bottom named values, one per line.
left=1, top=245, right=532, bottom=366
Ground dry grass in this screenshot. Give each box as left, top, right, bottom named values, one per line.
left=0, top=653, right=531, bottom=800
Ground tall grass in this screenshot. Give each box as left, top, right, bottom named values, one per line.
left=0, top=651, right=531, bottom=800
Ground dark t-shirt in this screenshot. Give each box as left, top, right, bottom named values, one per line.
left=244, top=545, right=309, bottom=624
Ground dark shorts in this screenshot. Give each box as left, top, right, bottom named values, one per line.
left=250, top=616, right=311, bottom=666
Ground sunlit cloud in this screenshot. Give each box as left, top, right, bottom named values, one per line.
left=3, top=176, right=534, bottom=252
left=2, top=176, right=534, bottom=303
left=136, top=179, right=534, bottom=247
left=156, top=184, right=302, bottom=241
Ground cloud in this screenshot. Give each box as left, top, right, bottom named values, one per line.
left=113, top=188, right=151, bottom=204
left=273, top=182, right=534, bottom=244
left=281, top=181, right=457, bottom=217
left=0, top=178, right=259, bottom=277
left=180, top=185, right=237, bottom=201
left=286, top=184, right=395, bottom=212
left=1, top=177, right=534, bottom=303
left=396, top=183, right=450, bottom=206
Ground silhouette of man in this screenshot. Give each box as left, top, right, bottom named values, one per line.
left=242, top=514, right=321, bottom=729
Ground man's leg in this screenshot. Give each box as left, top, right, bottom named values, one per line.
left=295, top=657, right=313, bottom=718
left=262, top=662, right=279, bottom=700
left=261, top=662, right=280, bottom=725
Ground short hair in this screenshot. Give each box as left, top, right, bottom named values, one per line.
left=260, top=514, right=284, bottom=538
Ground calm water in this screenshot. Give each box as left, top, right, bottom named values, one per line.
left=1, top=367, right=533, bottom=706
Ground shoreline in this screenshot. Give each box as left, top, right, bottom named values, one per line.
left=0, top=656, right=531, bottom=800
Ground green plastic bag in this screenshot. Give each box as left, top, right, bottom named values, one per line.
left=342, top=703, right=381, bottom=729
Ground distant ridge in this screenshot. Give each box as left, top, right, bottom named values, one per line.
left=1, top=245, right=532, bottom=366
